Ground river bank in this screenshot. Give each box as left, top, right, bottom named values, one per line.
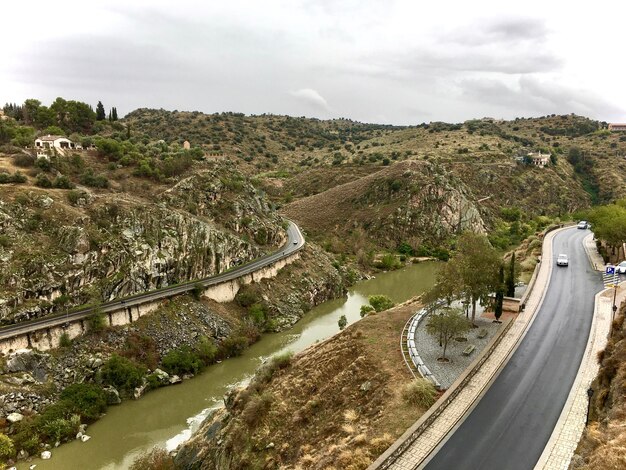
left=18, top=261, right=439, bottom=469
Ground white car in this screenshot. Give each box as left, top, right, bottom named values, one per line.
left=557, top=254, right=569, bottom=267
left=617, top=261, right=626, bottom=274
left=577, top=221, right=589, bottom=230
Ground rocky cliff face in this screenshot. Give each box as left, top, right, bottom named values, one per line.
left=0, top=167, right=284, bottom=324
left=283, top=160, right=486, bottom=251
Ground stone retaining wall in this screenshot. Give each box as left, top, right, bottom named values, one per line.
left=0, top=252, right=300, bottom=354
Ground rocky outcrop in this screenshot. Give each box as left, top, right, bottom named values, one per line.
left=0, top=166, right=285, bottom=324
left=283, top=160, right=487, bottom=251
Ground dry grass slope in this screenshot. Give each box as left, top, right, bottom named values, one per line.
left=176, top=299, right=432, bottom=469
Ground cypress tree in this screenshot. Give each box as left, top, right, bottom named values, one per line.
left=495, top=265, right=504, bottom=322
left=111, top=107, right=118, bottom=121
left=96, top=101, right=106, bottom=121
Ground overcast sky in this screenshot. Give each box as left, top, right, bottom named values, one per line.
left=2, top=0, right=625, bottom=125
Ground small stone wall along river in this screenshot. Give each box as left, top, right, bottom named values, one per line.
left=23, top=262, right=438, bottom=470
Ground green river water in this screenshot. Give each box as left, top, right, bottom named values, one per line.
left=21, top=261, right=438, bottom=469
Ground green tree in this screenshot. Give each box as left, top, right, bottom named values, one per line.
left=368, top=294, right=395, bottom=312
left=505, top=252, right=517, bottom=297
left=360, top=304, right=374, bottom=317
left=111, top=107, right=118, bottom=121
left=11, top=125, right=35, bottom=147
left=50, top=97, right=96, bottom=134
left=338, top=314, right=347, bottom=330
left=426, top=308, right=470, bottom=360
left=22, top=99, right=42, bottom=125
left=96, top=101, right=106, bottom=121
left=425, top=232, right=500, bottom=326
left=587, top=201, right=626, bottom=259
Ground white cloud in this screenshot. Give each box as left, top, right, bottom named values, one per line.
left=289, top=88, right=332, bottom=114
left=0, top=0, right=625, bottom=123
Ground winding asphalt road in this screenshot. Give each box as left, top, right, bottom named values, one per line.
left=423, top=227, right=602, bottom=470
left=0, top=221, right=304, bottom=341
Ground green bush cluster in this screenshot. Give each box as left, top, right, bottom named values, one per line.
left=376, top=253, right=402, bottom=270
left=36, top=173, right=76, bottom=189
left=235, top=287, right=261, bottom=308
left=100, top=355, right=146, bottom=397
left=80, top=169, right=109, bottom=188
left=0, top=171, right=26, bottom=184
left=368, top=294, right=395, bottom=313
left=161, top=346, right=203, bottom=376
left=12, top=384, right=107, bottom=454
left=398, top=241, right=450, bottom=261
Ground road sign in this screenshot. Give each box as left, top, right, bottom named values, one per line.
left=606, top=266, right=615, bottom=275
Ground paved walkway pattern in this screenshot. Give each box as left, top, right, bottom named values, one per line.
left=386, top=227, right=561, bottom=470
left=414, top=317, right=499, bottom=389
left=536, top=233, right=624, bottom=470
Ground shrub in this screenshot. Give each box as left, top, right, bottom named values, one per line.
left=218, top=335, right=249, bottom=359
left=160, top=155, right=193, bottom=177
left=0, top=235, right=11, bottom=248
left=41, top=416, right=79, bottom=443
left=242, top=392, right=274, bottom=426
left=338, top=314, right=348, bottom=330
left=195, top=336, right=218, bottom=365
left=248, top=303, right=267, bottom=325
left=402, top=378, right=437, bottom=408
left=378, top=253, right=401, bottom=270
left=59, top=332, right=72, bottom=348
left=100, top=355, right=146, bottom=396
left=122, top=332, right=159, bottom=369
left=161, top=346, right=203, bottom=376
left=53, top=175, right=75, bottom=189
left=60, top=383, right=108, bottom=421
left=235, top=287, right=260, bottom=307
left=13, top=153, right=35, bottom=167
left=0, top=433, right=15, bottom=460
left=11, top=417, right=40, bottom=455
left=35, top=157, right=52, bottom=171
left=0, top=171, right=26, bottom=184
left=130, top=448, right=176, bottom=470
left=34, top=401, right=82, bottom=442
left=368, top=294, right=394, bottom=312
left=87, top=311, right=106, bottom=333
left=35, top=172, right=53, bottom=188
left=190, top=282, right=204, bottom=300
left=67, top=189, right=85, bottom=205
left=360, top=305, right=374, bottom=317
left=80, top=169, right=109, bottom=188
left=270, top=351, right=293, bottom=370
left=254, top=351, right=294, bottom=387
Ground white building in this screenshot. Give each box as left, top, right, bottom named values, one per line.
left=527, top=151, right=551, bottom=167
left=34, top=135, right=76, bottom=150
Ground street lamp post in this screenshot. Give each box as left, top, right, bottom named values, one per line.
left=612, top=284, right=618, bottom=322
left=586, top=388, right=595, bottom=426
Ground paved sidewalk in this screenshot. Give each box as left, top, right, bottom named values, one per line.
left=386, top=227, right=563, bottom=470
left=536, top=233, right=624, bottom=470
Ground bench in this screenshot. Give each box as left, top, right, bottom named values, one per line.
left=478, top=329, right=488, bottom=339
left=462, top=345, right=476, bottom=356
